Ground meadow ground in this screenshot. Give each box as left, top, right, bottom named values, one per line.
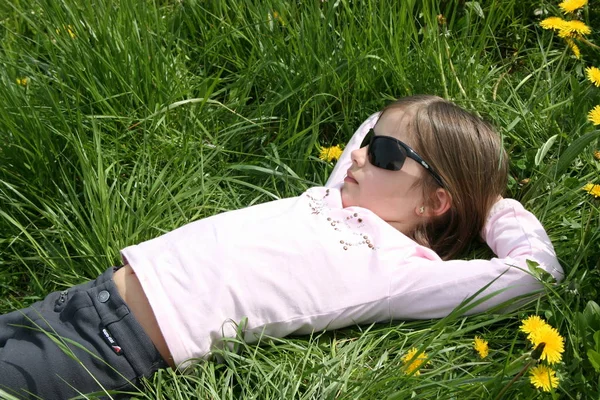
left=0, top=0, right=599, bottom=398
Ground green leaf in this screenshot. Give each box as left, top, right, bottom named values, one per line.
left=534, top=134, right=558, bottom=166
left=575, top=311, right=589, bottom=341
left=465, top=1, right=485, bottom=18
left=523, top=130, right=600, bottom=201
left=564, top=177, right=581, bottom=189
left=526, top=259, right=556, bottom=283
left=583, top=301, right=600, bottom=332
left=232, top=316, right=249, bottom=355
left=587, top=349, right=600, bottom=372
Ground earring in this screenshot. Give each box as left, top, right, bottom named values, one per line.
left=419, top=206, right=425, bottom=214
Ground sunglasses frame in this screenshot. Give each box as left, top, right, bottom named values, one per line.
left=361, top=129, right=446, bottom=188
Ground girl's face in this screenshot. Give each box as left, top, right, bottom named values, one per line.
left=341, top=108, right=426, bottom=234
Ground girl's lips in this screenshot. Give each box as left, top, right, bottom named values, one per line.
left=345, top=170, right=358, bottom=184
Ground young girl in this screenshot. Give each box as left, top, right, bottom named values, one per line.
left=0, top=95, right=563, bottom=399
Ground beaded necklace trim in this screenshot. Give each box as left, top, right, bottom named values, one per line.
left=305, top=188, right=377, bottom=251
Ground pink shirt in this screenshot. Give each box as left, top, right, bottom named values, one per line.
left=121, top=114, right=562, bottom=367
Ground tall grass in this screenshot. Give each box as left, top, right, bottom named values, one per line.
left=0, top=0, right=599, bottom=398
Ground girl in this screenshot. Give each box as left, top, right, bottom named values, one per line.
left=0, top=95, right=563, bottom=399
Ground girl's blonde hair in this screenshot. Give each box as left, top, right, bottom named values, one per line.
left=380, top=95, right=508, bottom=260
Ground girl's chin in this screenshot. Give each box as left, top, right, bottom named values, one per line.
left=340, top=187, right=354, bottom=208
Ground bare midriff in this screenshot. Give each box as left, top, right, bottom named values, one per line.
left=113, top=264, right=175, bottom=368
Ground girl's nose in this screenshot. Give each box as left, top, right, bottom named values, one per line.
left=351, top=147, right=367, bottom=167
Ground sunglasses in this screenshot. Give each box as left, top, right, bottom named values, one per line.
left=360, top=129, right=446, bottom=188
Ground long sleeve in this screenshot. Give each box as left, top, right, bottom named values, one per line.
left=388, top=199, right=563, bottom=319
left=326, top=112, right=380, bottom=188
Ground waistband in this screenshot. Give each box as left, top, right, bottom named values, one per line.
left=87, top=267, right=169, bottom=379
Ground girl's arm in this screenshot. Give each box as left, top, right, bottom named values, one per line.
left=325, top=112, right=380, bottom=188
left=388, top=198, right=563, bottom=319
left=328, top=113, right=562, bottom=318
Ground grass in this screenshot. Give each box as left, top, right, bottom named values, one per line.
left=1, top=0, right=599, bottom=398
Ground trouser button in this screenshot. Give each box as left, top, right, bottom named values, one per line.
left=53, top=290, right=69, bottom=311
left=98, top=290, right=110, bottom=303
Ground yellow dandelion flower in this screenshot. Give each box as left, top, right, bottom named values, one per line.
left=473, top=336, right=489, bottom=359
left=593, top=150, right=600, bottom=160
left=582, top=183, right=600, bottom=198
left=16, top=77, right=28, bottom=86
left=565, top=38, right=581, bottom=59
left=520, top=315, right=549, bottom=339
left=270, top=10, right=285, bottom=26
left=56, top=25, right=76, bottom=39
left=586, top=67, right=600, bottom=86
left=319, top=145, right=343, bottom=162
left=559, top=0, right=588, bottom=13
left=588, top=105, right=600, bottom=125
left=401, top=347, right=428, bottom=376
left=558, top=29, right=574, bottom=39
left=529, top=365, right=560, bottom=392
left=540, top=17, right=567, bottom=31
left=529, top=324, right=565, bottom=364
left=558, top=20, right=591, bottom=37
left=565, top=38, right=581, bottom=58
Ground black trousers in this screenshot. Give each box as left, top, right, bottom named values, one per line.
left=0, top=267, right=169, bottom=399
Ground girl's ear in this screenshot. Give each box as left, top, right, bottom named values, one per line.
left=424, top=188, right=452, bottom=217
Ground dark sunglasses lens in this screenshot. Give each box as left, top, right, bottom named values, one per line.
left=369, top=137, right=406, bottom=171
left=360, top=130, right=373, bottom=148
